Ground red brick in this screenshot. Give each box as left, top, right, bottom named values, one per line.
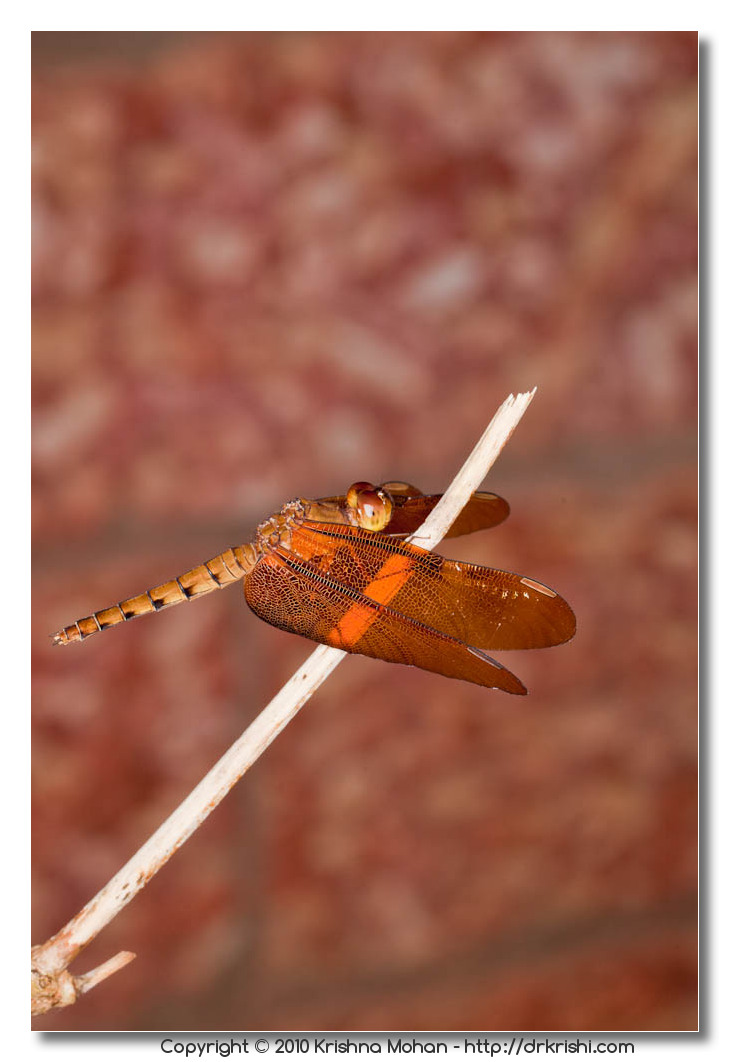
left=33, top=32, right=696, bottom=543
left=252, top=922, right=697, bottom=1031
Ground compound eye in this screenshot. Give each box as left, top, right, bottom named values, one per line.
left=346, top=482, right=375, bottom=509
left=346, top=482, right=393, bottom=532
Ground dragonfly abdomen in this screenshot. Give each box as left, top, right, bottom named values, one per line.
left=52, top=546, right=254, bottom=646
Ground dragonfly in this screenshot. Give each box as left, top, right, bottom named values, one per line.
left=52, top=481, right=576, bottom=694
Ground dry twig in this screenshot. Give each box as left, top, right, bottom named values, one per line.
left=31, top=388, right=537, bottom=1015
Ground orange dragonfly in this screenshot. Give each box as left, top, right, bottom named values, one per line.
left=52, top=481, right=575, bottom=695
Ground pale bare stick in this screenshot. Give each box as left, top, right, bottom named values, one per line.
left=31, top=388, right=537, bottom=1012
left=31, top=949, right=137, bottom=1016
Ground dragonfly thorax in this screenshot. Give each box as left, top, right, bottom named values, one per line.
left=254, top=500, right=306, bottom=557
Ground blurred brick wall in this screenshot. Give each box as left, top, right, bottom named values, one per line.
left=32, top=32, right=697, bottom=1031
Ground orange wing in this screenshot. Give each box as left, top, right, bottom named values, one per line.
left=385, top=491, right=511, bottom=538
left=243, top=549, right=527, bottom=694
left=284, top=523, right=576, bottom=651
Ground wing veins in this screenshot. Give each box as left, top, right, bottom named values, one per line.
left=296, top=521, right=575, bottom=650
left=246, top=549, right=527, bottom=693
left=274, top=547, right=485, bottom=656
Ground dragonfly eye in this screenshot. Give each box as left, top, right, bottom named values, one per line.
left=346, top=482, right=393, bottom=532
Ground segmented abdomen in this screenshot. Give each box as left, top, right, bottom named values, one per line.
left=52, top=546, right=251, bottom=645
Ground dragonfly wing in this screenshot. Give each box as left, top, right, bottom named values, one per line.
left=293, top=523, right=576, bottom=651
left=244, top=552, right=527, bottom=694
left=384, top=490, right=510, bottom=538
